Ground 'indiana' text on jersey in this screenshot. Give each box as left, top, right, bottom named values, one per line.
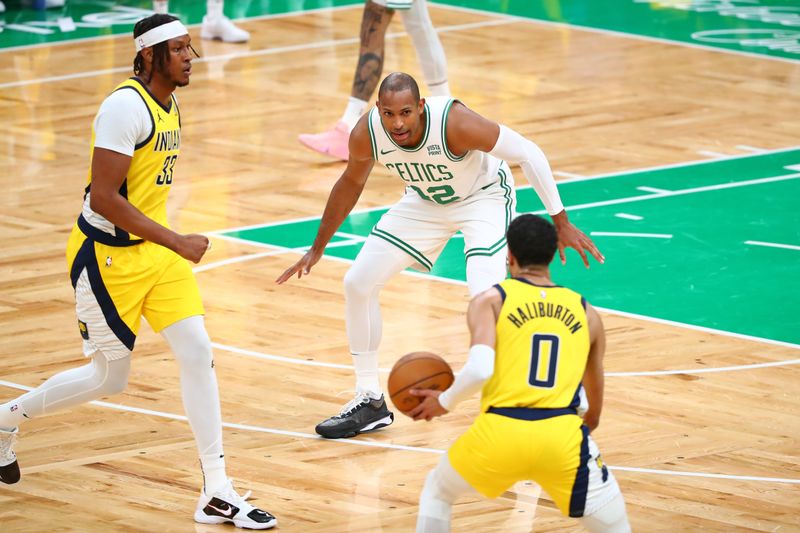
left=481, top=278, right=590, bottom=412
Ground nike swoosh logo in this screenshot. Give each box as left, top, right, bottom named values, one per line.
left=208, top=503, right=234, bottom=517
left=380, top=149, right=396, bottom=155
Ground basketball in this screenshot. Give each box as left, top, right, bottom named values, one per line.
left=388, top=352, right=454, bottom=416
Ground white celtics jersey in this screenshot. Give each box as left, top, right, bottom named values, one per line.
left=367, top=96, right=504, bottom=205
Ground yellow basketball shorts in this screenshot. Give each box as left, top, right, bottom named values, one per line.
left=66, top=224, right=204, bottom=360
left=448, top=412, right=621, bottom=517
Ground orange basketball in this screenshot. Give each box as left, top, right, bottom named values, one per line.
left=388, top=351, right=454, bottom=416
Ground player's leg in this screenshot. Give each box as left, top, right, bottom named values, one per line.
left=0, top=233, right=142, bottom=484
left=298, top=0, right=395, bottom=160
left=146, top=254, right=275, bottom=529
left=578, top=437, right=631, bottom=532
left=416, top=454, right=477, bottom=533
left=461, top=164, right=516, bottom=295
left=159, top=316, right=276, bottom=529
left=399, top=0, right=450, bottom=96
left=0, top=353, right=131, bottom=484
left=314, top=236, right=415, bottom=439
left=201, top=0, right=250, bottom=43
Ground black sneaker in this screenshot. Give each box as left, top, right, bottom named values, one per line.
left=315, top=393, right=394, bottom=439
left=0, top=427, right=20, bottom=484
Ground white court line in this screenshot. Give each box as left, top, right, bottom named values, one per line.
left=0, top=17, right=516, bottom=90
left=736, top=145, right=768, bottom=153
left=745, top=240, right=800, bottom=252
left=697, top=150, right=731, bottom=158
left=432, top=2, right=800, bottom=65
left=553, top=171, right=586, bottom=179
left=591, top=231, right=672, bottom=239
left=605, top=359, right=800, bottom=377
left=0, top=4, right=365, bottom=54
left=0, top=378, right=797, bottom=484
left=614, top=213, right=643, bottom=221
left=637, top=186, right=672, bottom=194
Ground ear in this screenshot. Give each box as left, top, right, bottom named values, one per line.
left=418, top=97, right=426, bottom=113
left=140, top=46, right=153, bottom=65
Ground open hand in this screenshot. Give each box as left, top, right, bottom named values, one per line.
left=276, top=248, right=323, bottom=284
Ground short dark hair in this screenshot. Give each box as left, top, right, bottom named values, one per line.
left=378, top=72, right=420, bottom=102
left=507, top=214, right=558, bottom=267
left=133, top=14, right=180, bottom=82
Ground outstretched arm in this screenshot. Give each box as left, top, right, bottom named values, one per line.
left=445, top=103, right=605, bottom=267
left=276, top=116, right=375, bottom=283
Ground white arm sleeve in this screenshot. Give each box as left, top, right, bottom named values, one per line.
left=488, top=124, right=564, bottom=216
left=93, top=89, right=152, bottom=157
left=438, top=344, right=495, bottom=412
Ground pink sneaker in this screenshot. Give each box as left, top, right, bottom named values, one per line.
left=298, top=121, right=350, bottom=161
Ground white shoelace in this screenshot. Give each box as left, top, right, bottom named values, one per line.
left=338, top=392, right=371, bottom=417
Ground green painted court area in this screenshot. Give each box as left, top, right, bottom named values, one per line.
left=1, top=0, right=798, bottom=61
left=224, top=149, right=800, bottom=346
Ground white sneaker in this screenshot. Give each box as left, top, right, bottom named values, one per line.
left=0, top=1, right=5, bottom=14
left=195, top=479, right=276, bottom=529
left=200, top=15, right=250, bottom=43
left=0, top=427, right=20, bottom=484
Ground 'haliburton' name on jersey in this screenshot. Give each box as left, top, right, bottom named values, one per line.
left=385, top=161, right=454, bottom=183
left=154, top=129, right=180, bottom=152
left=506, top=302, right=584, bottom=334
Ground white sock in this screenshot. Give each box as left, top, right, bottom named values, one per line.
left=353, top=351, right=381, bottom=397
left=428, top=80, right=451, bottom=97
left=0, top=401, right=27, bottom=431
left=206, top=0, right=224, bottom=21
left=341, top=97, right=369, bottom=131
left=200, top=453, right=228, bottom=494
left=153, top=0, right=168, bottom=14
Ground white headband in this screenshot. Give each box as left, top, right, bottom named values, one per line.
left=134, top=20, right=189, bottom=52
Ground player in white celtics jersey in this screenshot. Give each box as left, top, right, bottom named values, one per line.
left=0, top=14, right=275, bottom=530
left=278, top=72, right=604, bottom=440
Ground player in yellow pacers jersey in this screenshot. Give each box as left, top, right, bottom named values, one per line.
left=0, top=14, right=275, bottom=530
left=410, top=214, right=631, bottom=532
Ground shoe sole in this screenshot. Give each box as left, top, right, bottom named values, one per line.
left=195, top=513, right=277, bottom=530
left=0, top=461, right=20, bottom=484
left=316, top=413, right=394, bottom=439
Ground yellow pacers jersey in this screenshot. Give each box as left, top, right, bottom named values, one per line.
left=85, top=78, right=181, bottom=238
left=481, top=278, right=590, bottom=412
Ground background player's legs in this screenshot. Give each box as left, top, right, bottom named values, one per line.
left=399, top=0, right=450, bottom=97
left=465, top=251, right=507, bottom=296
left=153, top=0, right=250, bottom=42
left=416, top=454, right=477, bottom=533
left=298, top=1, right=393, bottom=160
left=580, top=492, right=631, bottom=533
left=344, top=236, right=415, bottom=396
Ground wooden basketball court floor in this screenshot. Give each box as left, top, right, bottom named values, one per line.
left=0, top=2, right=798, bottom=532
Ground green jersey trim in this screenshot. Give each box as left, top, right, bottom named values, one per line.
left=442, top=99, right=466, bottom=162
left=463, top=168, right=514, bottom=258
left=367, top=108, right=379, bottom=161
left=371, top=228, right=433, bottom=271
